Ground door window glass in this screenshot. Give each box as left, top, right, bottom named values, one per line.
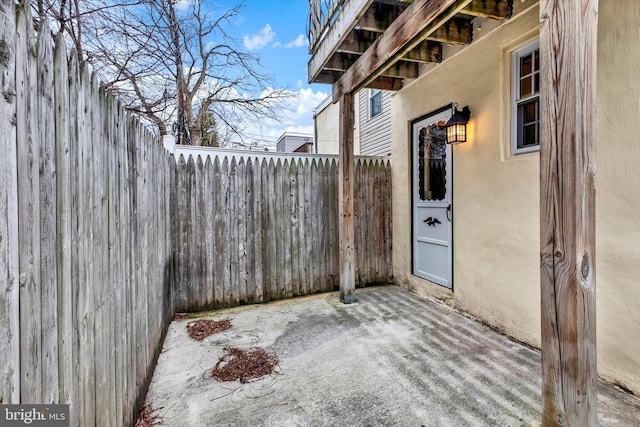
left=418, top=123, right=447, bottom=201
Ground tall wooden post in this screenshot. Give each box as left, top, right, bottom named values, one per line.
left=338, top=92, right=356, bottom=303
left=539, top=1, right=598, bottom=425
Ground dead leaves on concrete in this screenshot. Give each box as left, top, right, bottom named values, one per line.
left=208, top=347, right=279, bottom=384
left=186, top=318, right=232, bottom=341
left=185, top=317, right=278, bottom=384
left=134, top=399, right=161, bottom=427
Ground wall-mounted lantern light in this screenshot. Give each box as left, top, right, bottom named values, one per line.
left=445, top=103, right=471, bottom=144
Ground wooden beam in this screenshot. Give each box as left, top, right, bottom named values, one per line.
left=363, top=76, right=403, bottom=91
left=461, top=0, right=512, bottom=19
left=332, top=0, right=470, bottom=102
left=308, top=0, right=374, bottom=83
left=338, top=92, right=356, bottom=304
left=425, top=17, right=472, bottom=45
left=337, top=29, right=379, bottom=55
left=324, top=53, right=361, bottom=72
left=381, top=60, right=419, bottom=79
left=314, top=70, right=343, bottom=85
left=403, top=40, right=442, bottom=63
left=540, top=0, right=598, bottom=426
left=356, top=3, right=407, bottom=32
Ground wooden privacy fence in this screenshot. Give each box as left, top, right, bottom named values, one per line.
left=1, top=3, right=392, bottom=427
left=172, top=152, right=393, bottom=312
left=1, top=6, right=173, bottom=427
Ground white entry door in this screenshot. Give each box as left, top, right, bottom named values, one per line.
left=412, top=109, right=453, bottom=288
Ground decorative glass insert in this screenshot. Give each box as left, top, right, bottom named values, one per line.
left=418, top=123, right=447, bottom=201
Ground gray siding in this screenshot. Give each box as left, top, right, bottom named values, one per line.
left=358, top=90, right=392, bottom=156
left=277, top=134, right=313, bottom=152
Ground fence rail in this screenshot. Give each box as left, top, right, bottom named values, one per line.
left=171, top=152, right=392, bottom=312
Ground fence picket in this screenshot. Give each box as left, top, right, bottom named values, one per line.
left=204, top=157, right=215, bottom=307
left=253, top=159, right=264, bottom=302
left=237, top=158, right=248, bottom=304
left=17, top=5, right=43, bottom=403
left=0, top=0, right=20, bottom=404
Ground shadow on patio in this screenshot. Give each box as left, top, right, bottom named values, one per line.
left=145, top=286, right=640, bottom=426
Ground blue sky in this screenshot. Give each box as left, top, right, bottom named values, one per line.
left=197, top=0, right=331, bottom=144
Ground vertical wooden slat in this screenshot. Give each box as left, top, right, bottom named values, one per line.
left=0, top=0, right=20, bottom=404
left=106, top=93, right=122, bottom=427
left=127, top=116, right=139, bottom=421
left=139, top=121, right=150, bottom=401
left=252, top=159, right=264, bottom=303
left=339, top=92, right=356, bottom=303
left=36, top=16, right=59, bottom=405
left=273, top=159, right=283, bottom=297
left=221, top=157, right=232, bottom=306
left=289, top=160, right=300, bottom=296
left=354, top=159, right=363, bottom=284
left=125, top=101, right=135, bottom=427
left=237, top=158, right=248, bottom=304
left=16, top=5, right=43, bottom=402
left=384, top=160, right=393, bottom=281
left=193, top=155, right=204, bottom=309
left=93, top=78, right=107, bottom=426
left=213, top=156, right=224, bottom=308
left=306, top=160, right=316, bottom=292
left=66, top=49, right=81, bottom=427
left=281, top=159, right=292, bottom=297
left=266, top=159, right=277, bottom=300
left=175, top=155, right=188, bottom=310
left=318, top=159, right=328, bottom=291
left=53, top=32, right=73, bottom=407
left=539, top=1, right=598, bottom=426
left=229, top=157, right=239, bottom=306
left=80, top=61, right=96, bottom=424
left=371, top=160, right=380, bottom=282
left=104, top=89, right=116, bottom=427
left=244, top=158, right=256, bottom=304
left=297, top=159, right=308, bottom=295
left=204, top=156, right=215, bottom=307
left=330, top=159, right=339, bottom=289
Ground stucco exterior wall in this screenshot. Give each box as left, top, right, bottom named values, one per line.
left=595, top=0, right=640, bottom=395
left=390, top=0, right=640, bottom=396
left=314, top=98, right=360, bottom=155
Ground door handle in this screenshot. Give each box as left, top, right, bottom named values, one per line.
left=424, top=217, right=442, bottom=227
left=446, top=204, right=452, bottom=222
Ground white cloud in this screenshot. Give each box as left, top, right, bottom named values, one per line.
left=285, top=34, right=308, bottom=49
left=243, top=24, right=275, bottom=51
left=175, top=0, right=191, bottom=11
left=272, top=41, right=282, bottom=48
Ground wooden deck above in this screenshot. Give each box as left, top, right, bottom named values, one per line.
left=308, top=0, right=513, bottom=98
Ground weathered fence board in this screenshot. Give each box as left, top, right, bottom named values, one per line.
left=172, top=152, right=393, bottom=312
left=16, top=6, right=43, bottom=403
left=0, top=0, right=20, bottom=405
left=53, top=32, right=72, bottom=409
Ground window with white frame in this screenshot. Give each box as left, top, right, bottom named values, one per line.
left=369, top=89, right=382, bottom=118
left=512, top=40, right=540, bottom=154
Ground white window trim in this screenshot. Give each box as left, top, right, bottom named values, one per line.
left=511, top=40, right=540, bottom=155
left=368, top=88, right=382, bottom=119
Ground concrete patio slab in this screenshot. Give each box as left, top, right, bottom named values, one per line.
left=145, top=286, right=640, bottom=426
